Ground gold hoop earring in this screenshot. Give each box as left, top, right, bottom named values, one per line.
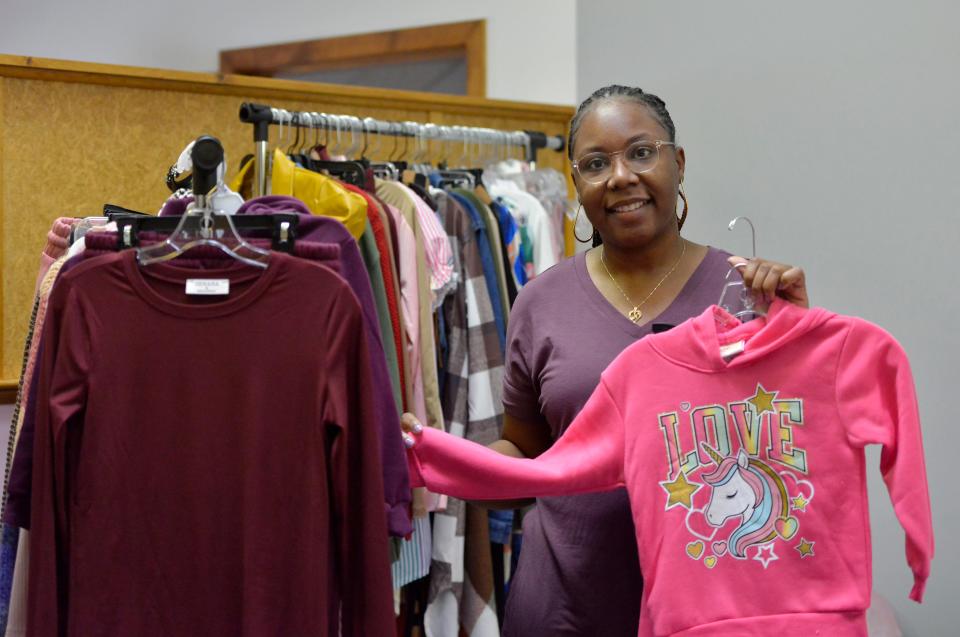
left=677, top=183, right=689, bottom=231
left=573, top=203, right=594, bottom=243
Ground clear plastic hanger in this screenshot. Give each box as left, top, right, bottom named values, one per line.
left=72, top=216, right=111, bottom=243
left=717, top=216, right=766, bottom=320
left=367, top=119, right=399, bottom=180
left=209, top=155, right=243, bottom=214
left=136, top=136, right=270, bottom=269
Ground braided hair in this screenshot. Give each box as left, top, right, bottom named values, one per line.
left=567, top=85, right=677, bottom=161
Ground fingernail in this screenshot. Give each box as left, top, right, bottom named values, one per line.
left=403, top=434, right=416, bottom=448
left=412, top=422, right=423, bottom=434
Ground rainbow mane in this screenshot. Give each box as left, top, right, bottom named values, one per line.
left=701, top=444, right=788, bottom=558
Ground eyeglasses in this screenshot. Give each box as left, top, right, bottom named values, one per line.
left=572, top=140, right=676, bottom=184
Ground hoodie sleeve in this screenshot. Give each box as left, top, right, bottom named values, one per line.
left=837, top=319, right=933, bottom=602
left=408, top=377, right=625, bottom=500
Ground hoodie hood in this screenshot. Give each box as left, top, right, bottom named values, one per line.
left=647, top=298, right=832, bottom=373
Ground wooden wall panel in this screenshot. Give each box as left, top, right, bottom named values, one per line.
left=0, top=56, right=574, bottom=391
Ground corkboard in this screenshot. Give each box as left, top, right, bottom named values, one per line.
left=0, top=56, right=574, bottom=392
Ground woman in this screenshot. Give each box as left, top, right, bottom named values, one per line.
left=403, top=85, right=809, bottom=636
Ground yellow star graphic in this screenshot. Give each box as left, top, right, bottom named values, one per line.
left=659, top=472, right=701, bottom=509
left=795, top=538, right=815, bottom=558
left=791, top=494, right=809, bottom=512
left=748, top=383, right=778, bottom=414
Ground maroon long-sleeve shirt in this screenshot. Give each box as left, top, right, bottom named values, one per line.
left=27, top=250, right=393, bottom=636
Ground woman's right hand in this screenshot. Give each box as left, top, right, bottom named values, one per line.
left=400, top=413, right=423, bottom=448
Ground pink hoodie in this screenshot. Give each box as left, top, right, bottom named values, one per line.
left=407, top=300, right=933, bottom=637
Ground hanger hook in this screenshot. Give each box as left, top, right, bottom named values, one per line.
left=348, top=116, right=359, bottom=156
left=361, top=117, right=373, bottom=158
left=300, top=112, right=312, bottom=154
left=438, top=125, right=451, bottom=165
left=290, top=112, right=302, bottom=153
left=310, top=111, right=323, bottom=150
left=415, top=122, right=426, bottom=165
left=274, top=109, right=284, bottom=147
left=727, top=216, right=757, bottom=259
left=424, top=123, right=438, bottom=165
left=332, top=115, right=343, bottom=155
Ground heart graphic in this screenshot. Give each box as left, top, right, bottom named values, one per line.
left=686, top=541, right=704, bottom=560
left=684, top=506, right=717, bottom=542
left=781, top=471, right=815, bottom=509
left=680, top=402, right=691, bottom=412
left=704, top=556, right=718, bottom=569
left=712, top=541, right=727, bottom=556
left=775, top=516, right=799, bottom=540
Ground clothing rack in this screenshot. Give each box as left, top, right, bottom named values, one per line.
left=239, top=102, right=565, bottom=197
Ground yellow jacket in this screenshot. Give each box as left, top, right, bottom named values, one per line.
left=230, top=149, right=368, bottom=239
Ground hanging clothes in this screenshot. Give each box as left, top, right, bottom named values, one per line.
left=341, top=183, right=410, bottom=414
left=490, top=199, right=525, bottom=291
left=229, top=150, right=369, bottom=239
left=375, top=180, right=444, bottom=432
left=230, top=197, right=414, bottom=536
left=455, top=189, right=511, bottom=319
left=446, top=191, right=507, bottom=353
left=383, top=202, right=428, bottom=431
left=0, top=246, right=72, bottom=637
left=420, top=189, right=505, bottom=637
left=2, top=254, right=73, bottom=532
left=486, top=179, right=559, bottom=277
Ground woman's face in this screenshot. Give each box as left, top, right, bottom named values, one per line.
left=572, top=99, right=685, bottom=250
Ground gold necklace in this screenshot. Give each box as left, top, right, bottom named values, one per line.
left=600, top=239, right=687, bottom=323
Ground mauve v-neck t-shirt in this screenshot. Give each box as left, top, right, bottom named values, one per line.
left=501, top=246, right=732, bottom=637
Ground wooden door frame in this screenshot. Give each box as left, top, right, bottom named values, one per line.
left=219, top=20, right=486, bottom=97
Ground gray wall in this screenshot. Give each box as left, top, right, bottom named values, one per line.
left=578, top=1, right=957, bottom=634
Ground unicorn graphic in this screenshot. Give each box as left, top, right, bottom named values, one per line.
left=700, top=443, right=792, bottom=559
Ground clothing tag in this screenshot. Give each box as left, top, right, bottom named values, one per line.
left=185, top=279, right=230, bottom=295
left=719, top=340, right=746, bottom=361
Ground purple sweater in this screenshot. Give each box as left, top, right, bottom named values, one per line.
left=233, top=196, right=412, bottom=535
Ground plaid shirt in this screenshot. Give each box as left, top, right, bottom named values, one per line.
left=424, top=191, right=504, bottom=637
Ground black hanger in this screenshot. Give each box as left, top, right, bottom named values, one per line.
left=305, top=159, right=368, bottom=187
left=103, top=203, right=150, bottom=219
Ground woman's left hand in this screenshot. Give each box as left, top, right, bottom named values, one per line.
left=727, top=256, right=809, bottom=308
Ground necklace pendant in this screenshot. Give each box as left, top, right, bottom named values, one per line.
left=628, top=307, right=643, bottom=323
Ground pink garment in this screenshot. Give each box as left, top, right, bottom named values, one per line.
left=385, top=203, right=427, bottom=429
left=45, top=218, right=73, bottom=254
left=35, top=218, right=76, bottom=293
left=385, top=201, right=447, bottom=513
left=19, top=256, right=71, bottom=451
left=36, top=254, right=58, bottom=295
left=408, top=300, right=933, bottom=637
left=397, top=183, right=455, bottom=306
